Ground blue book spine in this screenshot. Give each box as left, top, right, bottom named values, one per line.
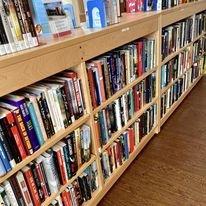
left=123, top=133, right=129, bottom=159
left=0, top=156, right=6, bottom=176
left=27, top=102, right=44, bottom=146
left=4, top=98, right=40, bottom=151
left=0, top=142, right=11, bottom=172
left=87, top=0, right=107, bottom=28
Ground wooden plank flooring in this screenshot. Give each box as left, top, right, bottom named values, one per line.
left=98, top=76, right=206, bottom=206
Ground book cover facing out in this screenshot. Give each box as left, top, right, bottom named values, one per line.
left=43, top=0, right=71, bottom=37
left=87, top=0, right=107, bottom=28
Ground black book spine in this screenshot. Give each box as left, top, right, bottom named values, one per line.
left=30, top=163, right=44, bottom=202
left=9, top=176, right=25, bottom=206
left=41, top=93, right=55, bottom=136
left=60, top=86, right=72, bottom=126
left=83, top=174, right=92, bottom=200
left=78, top=176, right=87, bottom=201
left=1, top=117, right=21, bottom=163
left=36, top=96, right=51, bottom=138
left=0, top=121, right=14, bottom=164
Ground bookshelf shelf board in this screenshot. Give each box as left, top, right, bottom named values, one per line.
left=93, top=67, right=157, bottom=114
left=42, top=155, right=97, bottom=206
left=84, top=126, right=157, bottom=206
left=161, top=0, right=206, bottom=27
left=100, top=97, right=158, bottom=153
left=0, top=114, right=90, bottom=184
left=161, top=32, right=206, bottom=67
left=160, top=74, right=202, bottom=127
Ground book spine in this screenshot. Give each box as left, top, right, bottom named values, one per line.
left=27, top=101, right=44, bottom=146
left=6, top=112, right=27, bottom=160
left=22, top=167, right=41, bottom=206
left=0, top=141, right=11, bottom=172
left=14, top=108, right=33, bottom=155
left=42, top=152, right=59, bottom=193
left=3, top=180, right=19, bottom=206
left=0, top=122, right=16, bottom=168
left=0, top=157, right=6, bottom=176
left=0, top=186, right=11, bottom=205
left=12, top=0, right=30, bottom=48
left=21, top=0, right=38, bottom=46
left=35, top=162, right=49, bottom=199
left=0, top=15, right=7, bottom=55
left=16, top=171, right=33, bottom=206
left=61, top=143, right=72, bottom=178
left=53, top=148, right=67, bottom=185
left=17, top=101, right=40, bottom=151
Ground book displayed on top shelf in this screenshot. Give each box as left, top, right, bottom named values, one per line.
left=83, top=0, right=120, bottom=28
left=86, top=38, right=156, bottom=109
left=0, top=124, right=93, bottom=205
left=0, top=69, right=86, bottom=177
left=101, top=103, right=157, bottom=181
left=161, top=11, right=206, bottom=61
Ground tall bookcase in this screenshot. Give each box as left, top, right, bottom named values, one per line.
left=0, top=1, right=206, bottom=205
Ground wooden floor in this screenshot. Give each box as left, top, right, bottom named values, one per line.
left=98, top=76, right=206, bottom=206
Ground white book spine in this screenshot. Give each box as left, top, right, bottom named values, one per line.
left=42, top=153, right=60, bottom=193
left=52, top=89, right=65, bottom=129
left=3, top=181, right=18, bottom=206
left=114, top=99, right=122, bottom=131
left=47, top=89, right=60, bottom=133
left=16, top=171, right=33, bottom=206
left=135, top=121, right=140, bottom=145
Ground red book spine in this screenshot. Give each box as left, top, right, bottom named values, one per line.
left=87, top=68, right=98, bottom=108
left=95, top=61, right=106, bottom=102
left=13, top=108, right=33, bottom=155
left=133, top=87, right=138, bottom=112
left=112, top=145, right=117, bottom=169
left=136, top=91, right=140, bottom=111
left=128, top=128, right=135, bottom=153
left=126, top=0, right=137, bottom=12
left=63, top=71, right=83, bottom=115
left=137, top=41, right=143, bottom=76
left=6, top=112, right=27, bottom=160
left=55, top=149, right=67, bottom=185
left=61, top=191, right=70, bottom=206
left=23, top=168, right=41, bottom=206
left=35, top=163, right=49, bottom=199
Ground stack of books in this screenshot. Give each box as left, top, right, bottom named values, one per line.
left=101, top=104, right=157, bottom=180
left=0, top=69, right=85, bottom=176
left=87, top=38, right=156, bottom=108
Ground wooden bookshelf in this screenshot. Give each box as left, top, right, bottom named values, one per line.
left=0, top=1, right=205, bottom=205
left=0, top=114, right=90, bottom=184
left=100, top=97, right=158, bottom=153
left=93, top=67, right=157, bottom=114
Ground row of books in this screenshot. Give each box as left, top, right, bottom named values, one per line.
left=101, top=104, right=157, bottom=180
left=193, top=38, right=206, bottom=63
left=122, top=0, right=195, bottom=13
left=193, top=12, right=206, bottom=39
left=161, top=64, right=202, bottom=118
left=0, top=160, right=97, bottom=206
left=161, top=12, right=206, bottom=60
left=94, top=73, right=156, bottom=146
left=49, top=161, right=98, bottom=206
left=0, top=69, right=85, bottom=175
left=87, top=38, right=156, bottom=108
left=161, top=48, right=192, bottom=88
